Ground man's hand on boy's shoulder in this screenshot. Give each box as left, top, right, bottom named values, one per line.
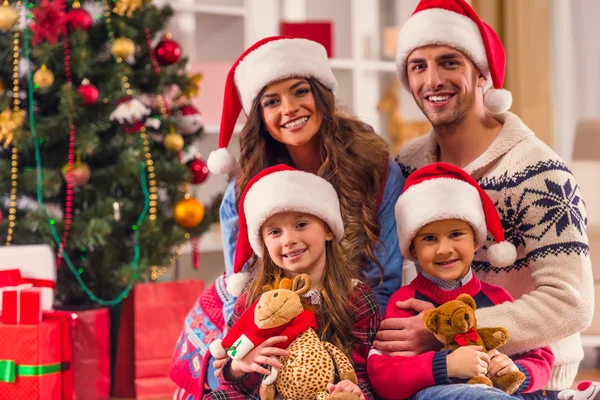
left=373, top=298, right=440, bottom=357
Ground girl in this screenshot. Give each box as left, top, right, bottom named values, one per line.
left=207, top=164, right=379, bottom=400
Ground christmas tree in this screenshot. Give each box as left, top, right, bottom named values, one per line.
left=0, top=0, right=220, bottom=307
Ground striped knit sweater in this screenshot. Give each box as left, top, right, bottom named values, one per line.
left=395, top=112, right=594, bottom=391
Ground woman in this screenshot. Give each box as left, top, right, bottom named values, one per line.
left=171, top=36, right=403, bottom=398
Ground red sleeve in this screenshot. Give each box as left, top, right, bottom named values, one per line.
left=383, top=286, right=418, bottom=319
left=480, top=282, right=515, bottom=304
left=277, top=309, right=317, bottom=349
left=368, top=351, right=442, bottom=399
left=221, top=303, right=255, bottom=348
left=513, top=346, right=555, bottom=393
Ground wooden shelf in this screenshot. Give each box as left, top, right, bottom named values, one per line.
left=170, top=3, right=246, bottom=16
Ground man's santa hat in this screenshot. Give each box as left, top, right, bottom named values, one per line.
left=225, top=164, right=344, bottom=296
left=395, top=0, right=512, bottom=114
left=395, top=162, right=517, bottom=268
left=207, top=36, right=338, bottom=175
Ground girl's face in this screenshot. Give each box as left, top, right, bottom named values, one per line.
left=410, top=219, right=478, bottom=281
left=260, top=78, right=323, bottom=151
left=261, top=212, right=333, bottom=281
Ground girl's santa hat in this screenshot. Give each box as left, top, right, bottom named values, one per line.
left=395, top=162, right=517, bottom=268
left=207, top=36, right=338, bottom=175
left=395, top=0, right=512, bottom=114
left=226, top=164, right=344, bottom=296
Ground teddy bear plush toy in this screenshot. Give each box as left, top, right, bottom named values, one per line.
left=423, top=294, right=526, bottom=394
left=210, top=274, right=360, bottom=400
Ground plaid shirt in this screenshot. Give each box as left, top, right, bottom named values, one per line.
left=203, top=281, right=380, bottom=400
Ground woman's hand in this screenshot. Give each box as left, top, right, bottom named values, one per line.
left=327, top=380, right=365, bottom=400
left=212, top=356, right=228, bottom=378
left=487, top=349, right=520, bottom=379
left=228, top=336, right=290, bottom=379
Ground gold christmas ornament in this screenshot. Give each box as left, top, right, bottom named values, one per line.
left=111, top=37, right=135, bottom=59
left=163, top=132, right=184, bottom=152
left=0, top=108, right=25, bottom=148
left=33, top=64, right=54, bottom=89
left=180, top=72, right=203, bottom=100
left=0, top=1, right=19, bottom=32
left=173, top=194, right=204, bottom=228
left=114, top=0, right=143, bottom=17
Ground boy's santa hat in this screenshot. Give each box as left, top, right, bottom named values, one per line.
left=225, top=164, right=344, bottom=296
left=395, top=162, right=517, bottom=268
left=395, top=0, right=512, bottom=114
left=207, top=36, right=338, bottom=175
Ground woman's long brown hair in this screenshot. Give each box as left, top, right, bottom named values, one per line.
left=245, top=235, right=359, bottom=355
left=236, top=78, right=389, bottom=285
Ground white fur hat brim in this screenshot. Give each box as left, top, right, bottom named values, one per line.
left=395, top=178, right=487, bottom=261
left=395, top=8, right=491, bottom=92
left=234, top=38, right=338, bottom=114
left=244, top=170, right=344, bottom=258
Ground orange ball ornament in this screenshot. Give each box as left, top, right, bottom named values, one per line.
left=173, top=195, right=204, bottom=228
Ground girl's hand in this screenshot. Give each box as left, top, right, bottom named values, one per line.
left=327, top=380, right=365, bottom=400
left=446, top=345, right=490, bottom=379
left=229, top=336, right=290, bottom=378
left=487, top=349, right=520, bottom=379
left=212, top=356, right=228, bottom=378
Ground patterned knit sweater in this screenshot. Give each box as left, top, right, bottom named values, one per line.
left=395, top=112, right=594, bottom=390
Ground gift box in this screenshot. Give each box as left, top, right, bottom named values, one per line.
left=113, top=280, right=204, bottom=399
left=280, top=21, right=334, bottom=57
left=0, top=320, right=65, bottom=399
left=72, top=308, right=110, bottom=400
left=43, top=311, right=76, bottom=400
left=0, top=245, right=56, bottom=311
left=2, top=284, right=42, bottom=325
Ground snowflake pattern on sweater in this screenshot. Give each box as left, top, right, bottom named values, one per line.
left=395, top=112, right=593, bottom=391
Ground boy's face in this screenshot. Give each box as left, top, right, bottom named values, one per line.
left=410, top=219, right=478, bottom=281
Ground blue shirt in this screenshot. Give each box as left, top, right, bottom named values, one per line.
left=219, top=159, right=404, bottom=322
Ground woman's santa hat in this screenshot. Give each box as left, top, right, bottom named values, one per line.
left=207, top=36, right=338, bottom=175
left=395, top=162, right=517, bottom=268
left=226, top=164, right=344, bottom=296
left=395, top=0, right=512, bottom=114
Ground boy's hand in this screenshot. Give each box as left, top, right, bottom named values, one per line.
left=327, top=380, right=365, bottom=400
left=446, top=345, right=490, bottom=379
left=212, top=356, right=228, bottom=378
left=487, top=349, right=520, bottom=378
left=229, top=336, right=290, bottom=378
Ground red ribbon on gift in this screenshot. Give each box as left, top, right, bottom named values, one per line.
left=454, top=328, right=479, bottom=346
left=0, top=269, right=55, bottom=289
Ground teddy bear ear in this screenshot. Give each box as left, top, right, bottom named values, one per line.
left=456, top=294, right=476, bottom=311
left=291, top=274, right=312, bottom=296
left=424, top=309, right=439, bottom=334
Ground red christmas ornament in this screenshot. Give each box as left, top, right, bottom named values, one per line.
left=155, top=36, right=181, bottom=65
left=30, top=0, right=67, bottom=46
left=66, top=7, right=92, bottom=31
left=187, top=158, right=209, bottom=184
left=78, top=79, right=99, bottom=106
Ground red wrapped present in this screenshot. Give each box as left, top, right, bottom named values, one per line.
left=0, top=321, right=64, bottom=399
left=2, top=284, right=42, bottom=325
left=71, top=308, right=110, bottom=400
left=113, top=280, right=204, bottom=399
left=43, top=311, right=76, bottom=400
left=280, top=21, right=334, bottom=57
left=0, top=245, right=56, bottom=311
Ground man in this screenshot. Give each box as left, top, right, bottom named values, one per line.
left=375, top=0, right=594, bottom=398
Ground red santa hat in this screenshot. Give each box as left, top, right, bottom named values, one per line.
left=207, top=36, right=338, bottom=175
left=225, top=164, right=344, bottom=296
left=395, top=162, right=517, bottom=268
left=395, top=0, right=512, bottom=114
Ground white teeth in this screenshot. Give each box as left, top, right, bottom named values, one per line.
left=429, top=95, right=451, bottom=102
left=285, top=249, right=305, bottom=257
left=283, top=117, right=308, bottom=128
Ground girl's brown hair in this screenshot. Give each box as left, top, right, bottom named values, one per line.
left=236, top=78, right=389, bottom=284
left=245, top=226, right=359, bottom=353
